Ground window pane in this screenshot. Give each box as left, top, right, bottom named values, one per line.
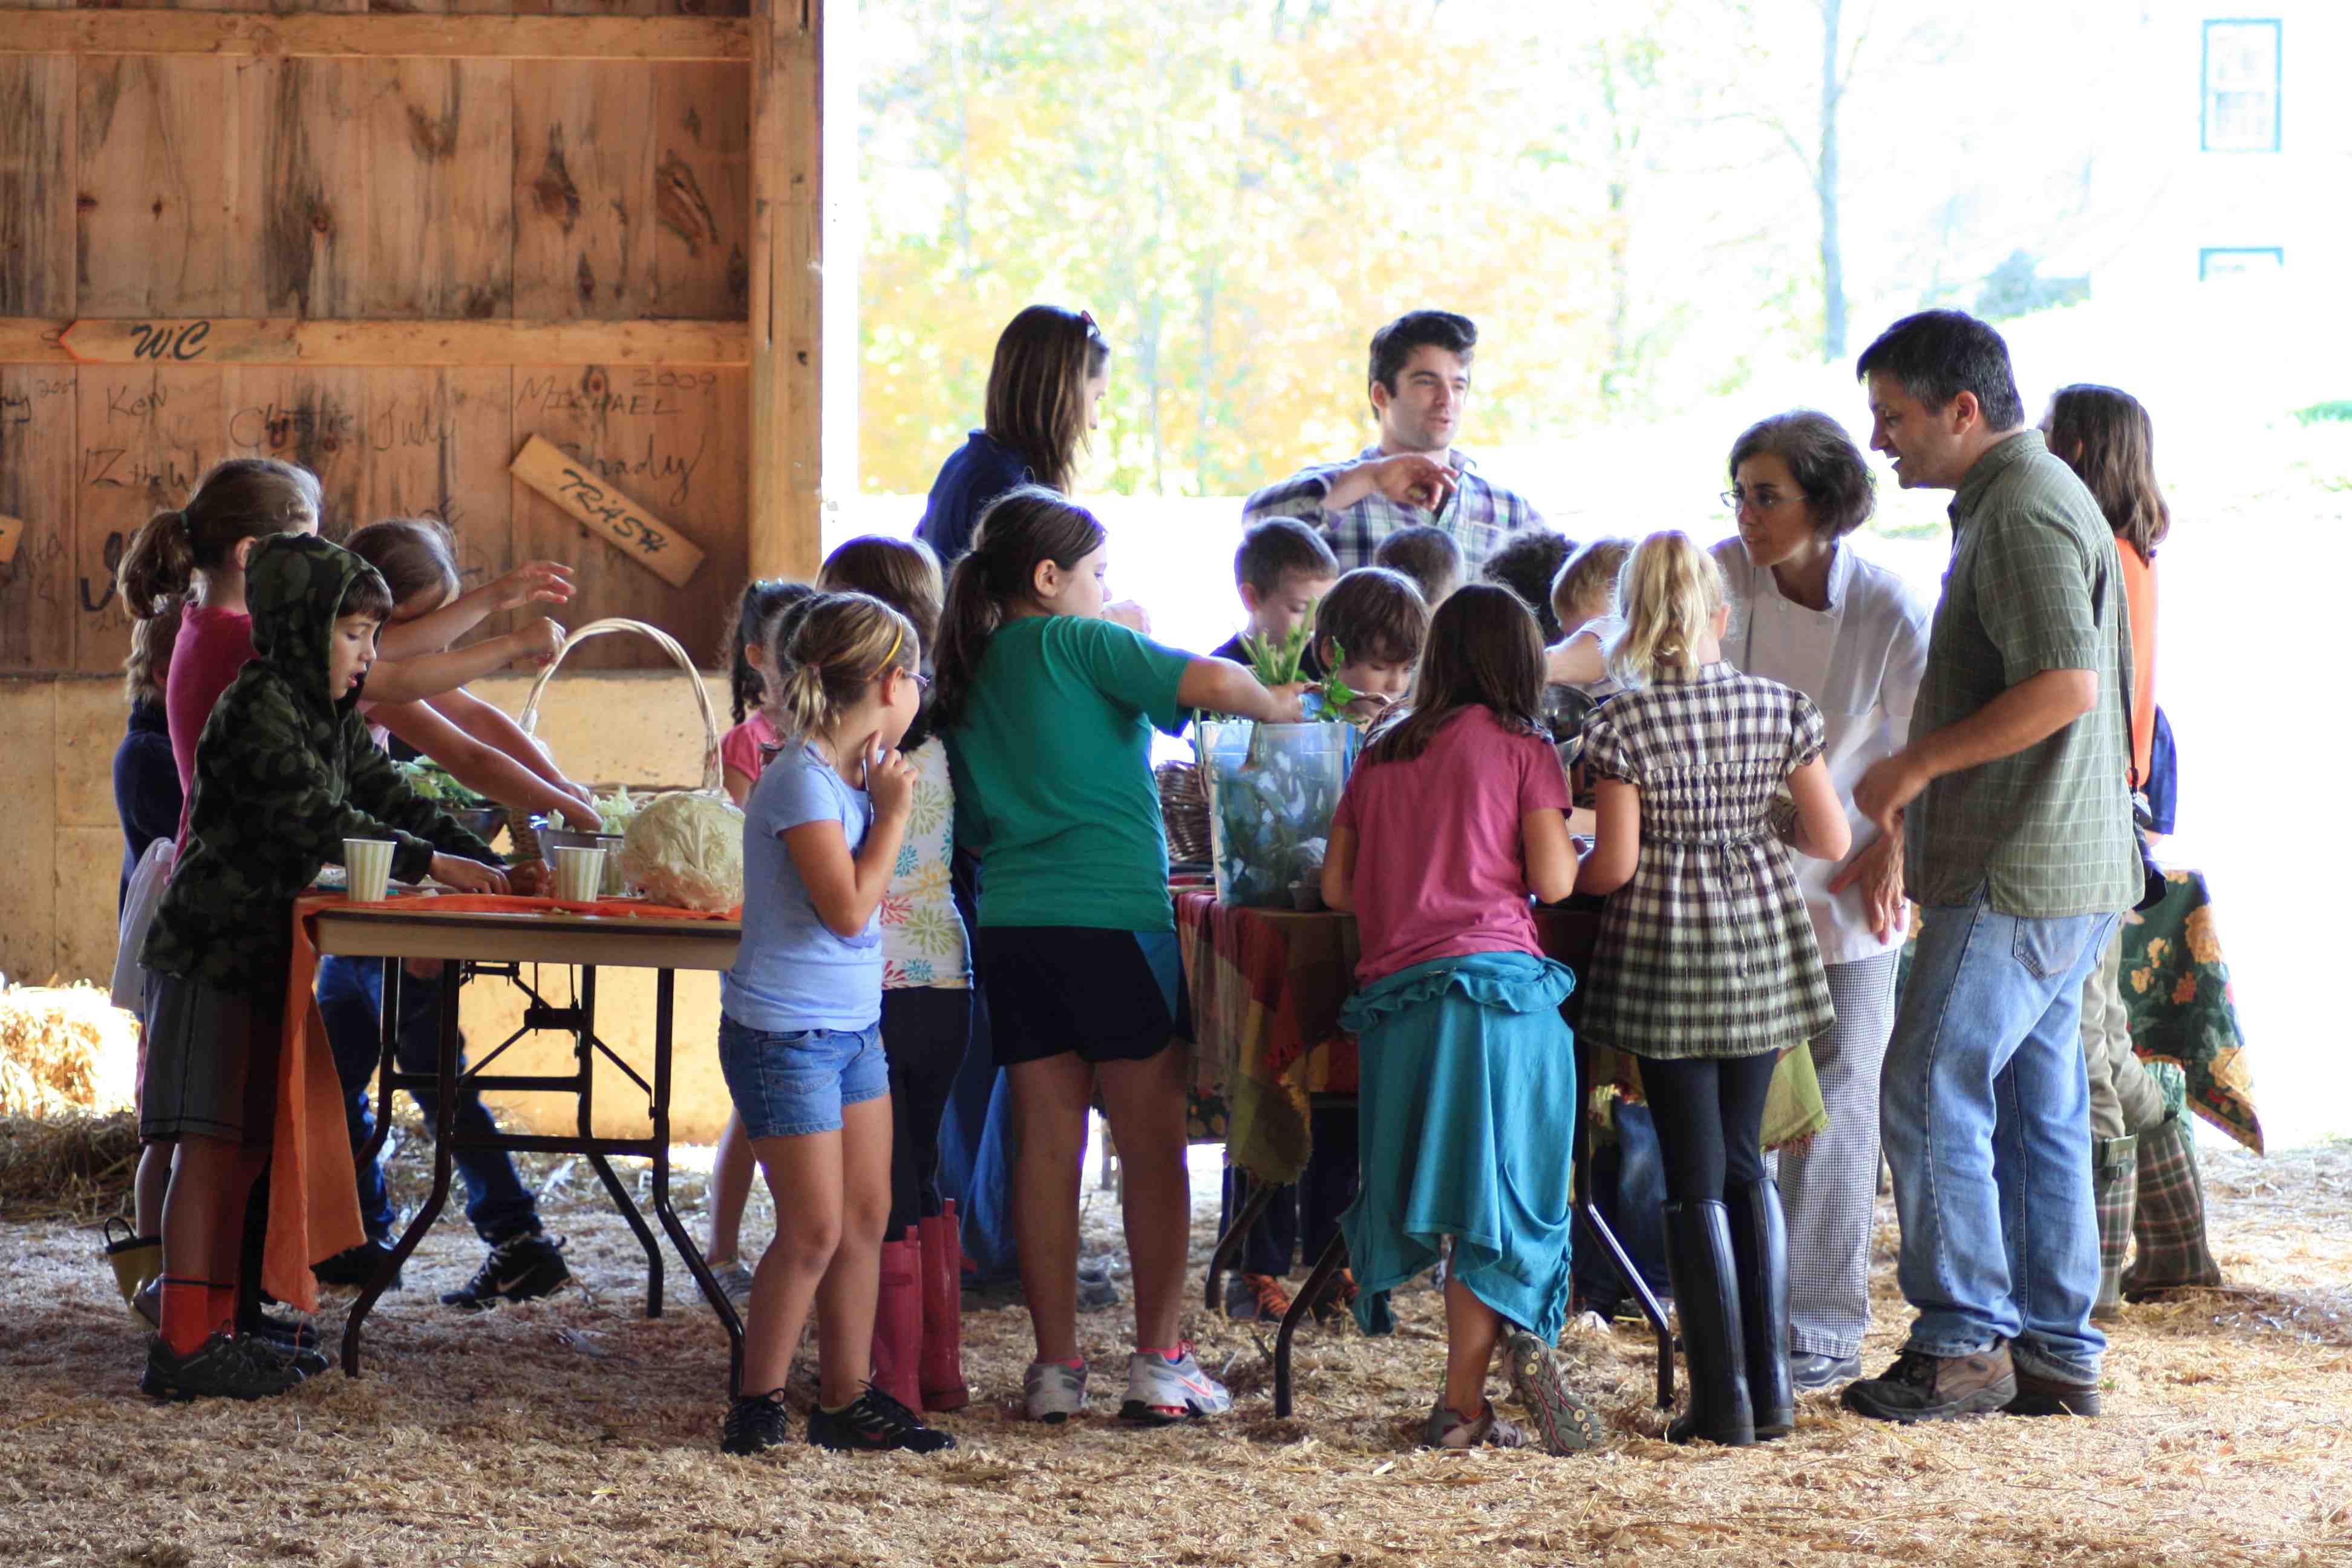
left=2204, top=20, right=2281, bottom=151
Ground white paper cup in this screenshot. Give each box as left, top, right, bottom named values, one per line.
left=554, top=846, right=607, bottom=904
left=344, top=838, right=396, bottom=903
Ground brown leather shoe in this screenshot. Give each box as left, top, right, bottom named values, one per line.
left=1841, top=1344, right=2017, bottom=1423
left=2007, top=1367, right=2102, bottom=1417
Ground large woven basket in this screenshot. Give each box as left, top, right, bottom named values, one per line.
left=506, top=617, right=725, bottom=875
left=1157, top=759, right=1212, bottom=867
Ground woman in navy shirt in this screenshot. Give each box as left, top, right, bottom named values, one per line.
left=916, top=305, right=1110, bottom=565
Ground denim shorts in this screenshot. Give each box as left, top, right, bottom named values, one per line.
left=717, top=1014, right=889, bottom=1140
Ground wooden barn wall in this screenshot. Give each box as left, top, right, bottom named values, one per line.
left=0, top=7, right=757, bottom=675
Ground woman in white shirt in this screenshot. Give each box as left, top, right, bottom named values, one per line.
left=1714, top=410, right=1929, bottom=1393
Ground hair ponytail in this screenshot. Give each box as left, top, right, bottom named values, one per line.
left=117, top=458, right=322, bottom=618
left=930, top=485, right=1106, bottom=731
left=767, top=592, right=917, bottom=747
left=118, top=508, right=197, bottom=616
left=120, top=597, right=183, bottom=707
left=1607, top=531, right=1727, bottom=688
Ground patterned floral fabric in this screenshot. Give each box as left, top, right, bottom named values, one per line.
left=2118, top=867, right=2260, bottom=1152
left=880, top=739, right=969, bottom=990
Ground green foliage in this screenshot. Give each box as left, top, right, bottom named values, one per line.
left=2293, top=401, right=2352, bottom=425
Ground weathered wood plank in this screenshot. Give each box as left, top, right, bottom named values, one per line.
left=75, top=365, right=223, bottom=673
left=221, top=365, right=372, bottom=536
left=510, top=431, right=704, bottom=589
left=510, top=362, right=738, bottom=669
left=237, top=57, right=370, bottom=317
left=2, top=14, right=750, bottom=64
left=361, top=367, right=515, bottom=615
left=76, top=57, right=240, bottom=316
left=47, top=315, right=750, bottom=365
left=0, top=57, right=74, bottom=318
left=0, top=365, right=76, bottom=669
left=364, top=59, right=514, bottom=321
left=746, top=0, right=820, bottom=579
left=512, top=62, right=655, bottom=321
left=649, top=62, right=748, bottom=320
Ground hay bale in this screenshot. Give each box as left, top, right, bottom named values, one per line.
left=0, top=1111, right=141, bottom=1221
left=0, top=982, right=139, bottom=1118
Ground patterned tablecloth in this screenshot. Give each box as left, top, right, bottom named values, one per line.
left=2119, top=868, right=2261, bottom=1152
left=1175, top=891, right=1827, bottom=1183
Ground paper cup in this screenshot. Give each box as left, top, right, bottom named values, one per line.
left=553, top=845, right=607, bottom=904
left=344, top=838, right=396, bottom=903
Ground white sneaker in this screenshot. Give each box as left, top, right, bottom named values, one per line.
left=710, top=1258, right=755, bottom=1312
left=1024, top=1357, right=1090, bottom=1423
left=1120, top=1344, right=1232, bottom=1425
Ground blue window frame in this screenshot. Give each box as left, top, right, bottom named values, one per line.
left=2198, top=247, right=2284, bottom=279
left=2202, top=20, right=2282, bottom=152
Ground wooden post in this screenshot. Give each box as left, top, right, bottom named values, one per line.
left=748, top=0, right=823, bottom=580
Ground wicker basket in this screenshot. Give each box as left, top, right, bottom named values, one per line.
left=506, top=618, right=726, bottom=885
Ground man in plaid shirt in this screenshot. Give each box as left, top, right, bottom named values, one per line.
left=1240, top=310, right=1545, bottom=573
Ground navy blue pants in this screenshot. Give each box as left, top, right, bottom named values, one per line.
left=317, top=955, right=540, bottom=1246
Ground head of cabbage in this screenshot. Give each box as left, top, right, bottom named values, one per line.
left=618, top=791, right=746, bottom=912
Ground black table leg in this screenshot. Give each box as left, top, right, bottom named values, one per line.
left=360, top=957, right=401, bottom=1168
left=644, top=966, right=743, bottom=1394
left=573, top=964, right=663, bottom=1318
left=1203, top=1174, right=1278, bottom=1315
left=342, top=958, right=462, bottom=1378
left=1573, top=1036, right=1674, bottom=1410
left=1273, top=1232, right=1350, bottom=1420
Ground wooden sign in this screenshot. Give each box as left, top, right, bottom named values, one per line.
left=509, top=435, right=705, bottom=589
left=0, top=513, right=21, bottom=567
left=56, top=317, right=748, bottom=368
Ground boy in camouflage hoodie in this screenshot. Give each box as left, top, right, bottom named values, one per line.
left=139, top=532, right=517, bottom=1400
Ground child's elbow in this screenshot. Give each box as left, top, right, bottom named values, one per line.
left=1805, top=818, right=1854, bottom=863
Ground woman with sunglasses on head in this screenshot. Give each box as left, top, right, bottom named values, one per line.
left=1710, top=411, right=1930, bottom=1400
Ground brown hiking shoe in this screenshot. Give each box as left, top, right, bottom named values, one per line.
left=1841, top=1345, right=2017, bottom=1423
left=2007, top=1367, right=2102, bottom=1417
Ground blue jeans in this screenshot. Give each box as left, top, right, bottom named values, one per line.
left=716, top=1014, right=889, bottom=1139
left=318, top=955, right=541, bottom=1246
left=1881, top=890, right=2118, bottom=1379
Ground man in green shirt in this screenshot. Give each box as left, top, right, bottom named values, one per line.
left=1838, top=311, right=2138, bottom=1426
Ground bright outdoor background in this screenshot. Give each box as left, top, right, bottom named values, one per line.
left=822, top=1, right=2352, bottom=1146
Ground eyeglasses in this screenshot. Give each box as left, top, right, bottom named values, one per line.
left=904, top=670, right=932, bottom=691
left=1720, top=486, right=1810, bottom=514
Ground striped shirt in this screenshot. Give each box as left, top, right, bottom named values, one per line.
left=1907, top=431, right=2139, bottom=917
left=1239, top=445, right=1544, bottom=572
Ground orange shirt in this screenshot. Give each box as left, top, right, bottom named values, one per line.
left=2117, top=543, right=2157, bottom=786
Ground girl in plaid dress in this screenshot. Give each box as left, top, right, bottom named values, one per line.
left=1575, top=531, right=1850, bottom=1446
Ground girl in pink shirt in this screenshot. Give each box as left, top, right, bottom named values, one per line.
left=1319, top=583, right=1601, bottom=1455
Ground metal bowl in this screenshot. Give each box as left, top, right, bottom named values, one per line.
left=445, top=805, right=508, bottom=846
left=528, top=817, right=632, bottom=897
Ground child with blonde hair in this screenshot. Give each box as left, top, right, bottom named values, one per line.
left=718, top=590, right=957, bottom=1456
left=1574, top=530, right=1849, bottom=1446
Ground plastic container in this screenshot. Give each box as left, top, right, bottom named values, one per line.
left=1194, top=718, right=1356, bottom=908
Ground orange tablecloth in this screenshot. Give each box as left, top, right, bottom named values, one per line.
left=264, top=890, right=738, bottom=1313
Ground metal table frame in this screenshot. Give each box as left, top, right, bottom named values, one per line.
left=1202, top=1043, right=1674, bottom=1419
left=313, top=904, right=745, bottom=1394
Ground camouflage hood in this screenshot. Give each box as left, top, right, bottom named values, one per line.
left=246, top=532, right=387, bottom=716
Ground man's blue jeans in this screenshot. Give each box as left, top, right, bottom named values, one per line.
left=317, top=955, right=540, bottom=1246
left=1882, top=889, right=2118, bottom=1380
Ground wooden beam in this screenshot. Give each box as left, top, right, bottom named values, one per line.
left=0, top=12, right=747, bottom=64
left=7, top=318, right=749, bottom=367
left=747, top=0, right=823, bottom=581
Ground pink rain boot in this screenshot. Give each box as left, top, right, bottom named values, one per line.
left=920, top=1201, right=971, bottom=1411
left=869, top=1229, right=925, bottom=1413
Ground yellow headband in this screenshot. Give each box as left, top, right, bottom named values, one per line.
left=885, top=627, right=903, bottom=668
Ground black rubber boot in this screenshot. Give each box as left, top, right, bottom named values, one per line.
left=1662, top=1200, right=1754, bottom=1447
left=1728, top=1180, right=1794, bottom=1440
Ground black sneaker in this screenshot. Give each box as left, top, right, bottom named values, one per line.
left=721, top=1388, right=795, bottom=1455
left=142, top=1333, right=303, bottom=1402
left=243, top=1310, right=319, bottom=1351
left=808, top=1385, right=958, bottom=1454
left=441, top=1231, right=570, bottom=1309
left=1842, top=1345, right=2016, bottom=1423
left=314, top=1239, right=403, bottom=1291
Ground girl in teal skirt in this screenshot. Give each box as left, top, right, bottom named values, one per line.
left=1320, top=584, right=1605, bottom=1454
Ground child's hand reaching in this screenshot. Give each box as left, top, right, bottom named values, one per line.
left=864, top=740, right=918, bottom=820
left=490, top=560, right=577, bottom=611
left=552, top=792, right=604, bottom=832
left=504, top=859, right=549, bottom=898
left=503, top=618, right=566, bottom=669
left=430, top=854, right=511, bottom=895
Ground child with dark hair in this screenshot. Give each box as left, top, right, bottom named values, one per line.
left=1321, top=583, right=1602, bottom=1454
left=1211, top=518, right=1338, bottom=672
left=1480, top=529, right=1577, bottom=643
left=1373, top=524, right=1462, bottom=610
left=1313, top=566, right=1430, bottom=722
left=138, top=534, right=515, bottom=1400
left=720, top=579, right=822, bottom=804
